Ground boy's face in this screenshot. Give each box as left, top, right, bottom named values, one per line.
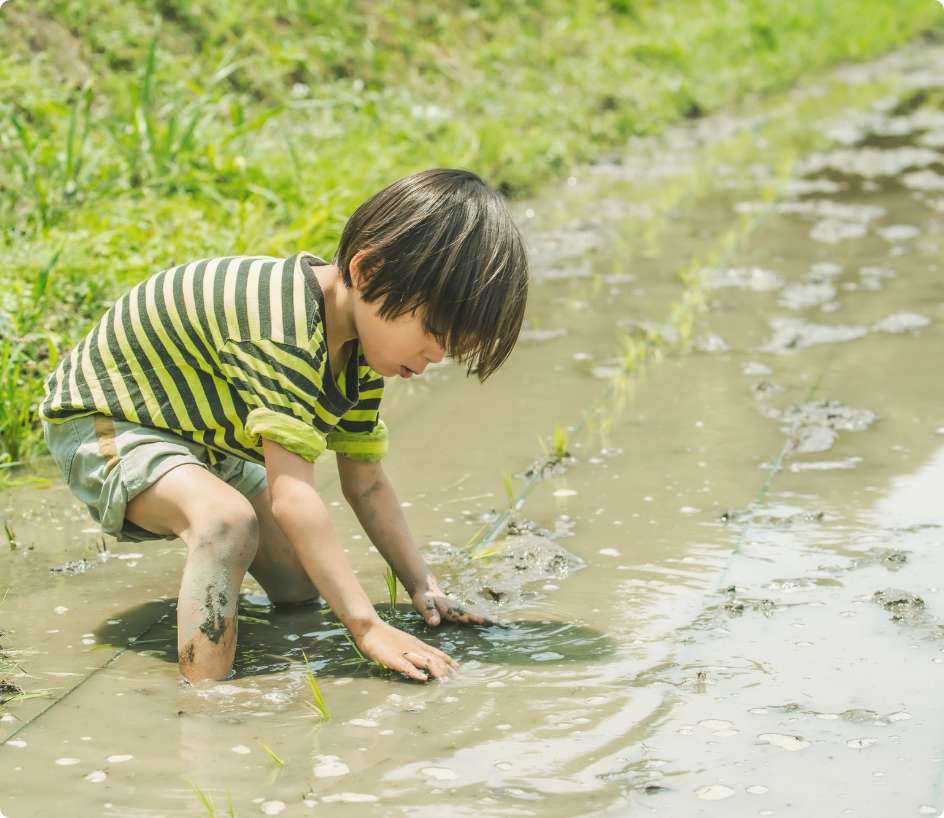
left=348, top=249, right=447, bottom=379
left=352, top=296, right=446, bottom=379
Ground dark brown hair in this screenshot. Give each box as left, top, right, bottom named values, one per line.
left=333, top=168, right=529, bottom=381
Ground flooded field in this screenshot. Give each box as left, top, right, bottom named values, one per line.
left=4, top=42, right=944, bottom=817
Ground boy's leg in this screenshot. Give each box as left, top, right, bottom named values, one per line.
left=246, top=486, right=321, bottom=607
left=124, top=463, right=259, bottom=683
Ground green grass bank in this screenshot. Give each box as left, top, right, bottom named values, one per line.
left=1, top=0, right=941, bottom=467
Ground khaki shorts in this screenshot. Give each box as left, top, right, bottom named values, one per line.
left=42, top=414, right=267, bottom=543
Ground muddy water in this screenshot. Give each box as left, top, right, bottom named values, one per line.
left=4, top=44, right=944, bottom=818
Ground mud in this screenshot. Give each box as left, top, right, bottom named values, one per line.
left=764, top=399, right=878, bottom=454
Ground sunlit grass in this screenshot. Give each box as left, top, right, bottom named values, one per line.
left=0, top=1, right=939, bottom=467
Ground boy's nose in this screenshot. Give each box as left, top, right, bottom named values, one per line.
left=426, top=344, right=446, bottom=364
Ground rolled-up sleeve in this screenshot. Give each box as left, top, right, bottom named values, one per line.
left=327, top=366, right=388, bottom=463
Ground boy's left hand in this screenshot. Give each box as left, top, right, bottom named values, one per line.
left=411, top=577, right=494, bottom=627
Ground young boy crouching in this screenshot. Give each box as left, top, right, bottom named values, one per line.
left=39, top=168, right=529, bottom=683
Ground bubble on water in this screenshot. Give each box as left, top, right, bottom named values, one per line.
left=553, top=489, right=577, bottom=497
left=599, top=548, right=620, bottom=557
left=795, top=641, right=814, bottom=647
left=321, top=793, right=379, bottom=803
left=817, top=713, right=840, bottom=720
left=332, top=678, right=353, bottom=686
left=496, top=724, right=512, bottom=731
left=313, top=754, right=349, bottom=777
left=758, top=733, right=810, bottom=751
left=887, top=712, right=912, bottom=722
left=106, top=754, right=133, bottom=763
left=847, top=738, right=878, bottom=749
left=348, top=719, right=379, bottom=728
left=486, top=680, right=506, bottom=687
left=495, top=761, right=513, bottom=770
left=422, top=766, right=458, bottom=781
left=283, top=634, right=299, bottom=641
left=696, top=784, right=735, bottom=800
left=918, top=806, right=940, bottom=815
left=743, top=361, right=773, bottom=376
left=746, top=785, right=768, bottom=795
left=56, top=757, right=81, bottom=766
left=0, top=714, right=14, bottom=723
left=82, top=638, right=95, bottom=646
left=53, top=606, right=68, bottom=615
left=749, top=707, right=769, bottom=715
left=85, top=770, right=107, bottom=783
left=873, top=312, right=931, bottom=334
left=7, top=739, right=26, bottom=748
left=543, top=583, right=560, bottom=591
left=261, top=800, right=285, bottom=815
left=530, top=652, right=563, bottom=662
left=698, top=719, right=736, bottom=734
left=232, top=745, right=251, bottom=754
left=877, top=224, right=920, bottom=242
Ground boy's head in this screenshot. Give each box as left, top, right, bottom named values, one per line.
left=334, top=168, right=529, bottom=382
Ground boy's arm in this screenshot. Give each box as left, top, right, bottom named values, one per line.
left=336, top=454, right=494, bottom=627
left=262, top=438, right=457, bottom=680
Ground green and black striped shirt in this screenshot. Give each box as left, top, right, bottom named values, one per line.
left=39, top=252, right=387, bottom=464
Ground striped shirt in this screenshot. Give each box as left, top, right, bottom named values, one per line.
left=39, top=252, right=388, bottom=465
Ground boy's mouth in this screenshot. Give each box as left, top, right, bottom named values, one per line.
left=399, top=365, right=415, bottom=379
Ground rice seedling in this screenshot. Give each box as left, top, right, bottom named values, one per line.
left=190, top=782, right=236, bottom=818
left=3, top=520, right=16, bottom=550
left=501, top=471, right=516, bottom=509
left=300, top=650, right=330, bottom=720
left=257, top=741, right=284, bottom=767
left=553, top=423, right=570, bottom=460
left=383, top=566, right=399, bottom=614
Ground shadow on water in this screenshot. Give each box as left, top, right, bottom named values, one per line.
left=92, top=598, right=615, bottom=680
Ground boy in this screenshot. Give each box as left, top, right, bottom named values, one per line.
left=39, top=168, right=529, bottom=684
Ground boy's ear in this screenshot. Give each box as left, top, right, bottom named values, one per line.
left=349, top=249, right=382, bottom=290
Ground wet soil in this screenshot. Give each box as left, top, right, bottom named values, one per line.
left=3, top=41, right=944, bottom=818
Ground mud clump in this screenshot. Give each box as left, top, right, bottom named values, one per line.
left=465, top=532, right=585, bottom=609
left=761, top=318, right=867, bottom=353
left=49, top=558, right=97, bottom=575
left=855, top=548, right=909, bottom=572
left=766, top=399, right=877, bottom=454
left=873, top=588, right=926, bottom=624
left=722, top=585, right=776, bottom=617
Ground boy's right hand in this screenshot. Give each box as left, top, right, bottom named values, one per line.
left=354, top=618, right=459, bottom=681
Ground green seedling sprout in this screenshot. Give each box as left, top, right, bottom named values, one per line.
left=258, top=741, right=284, bottom=767
left=300, top=650, right=330, bottom=720
left=3, top=520, right=16, bottom=550
left=189, top=782, right=236, bottom=818
left=501, top=471, right=515, bottom=508
left=383, top=566, right=398, bottom=613
left=552, top=423, right=569, bottom=460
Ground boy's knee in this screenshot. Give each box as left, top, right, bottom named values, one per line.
left=190, top=500, right=259, bottom=568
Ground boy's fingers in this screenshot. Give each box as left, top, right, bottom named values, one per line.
left=393, top=653, right=429, bottom=682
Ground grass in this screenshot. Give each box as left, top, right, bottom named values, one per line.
left=0, top=2, right=938, bottom=469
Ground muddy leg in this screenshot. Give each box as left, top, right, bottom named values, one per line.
left=125, top=464, right=260, bottom=683
left=176, top=508, right=258, bottom=682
